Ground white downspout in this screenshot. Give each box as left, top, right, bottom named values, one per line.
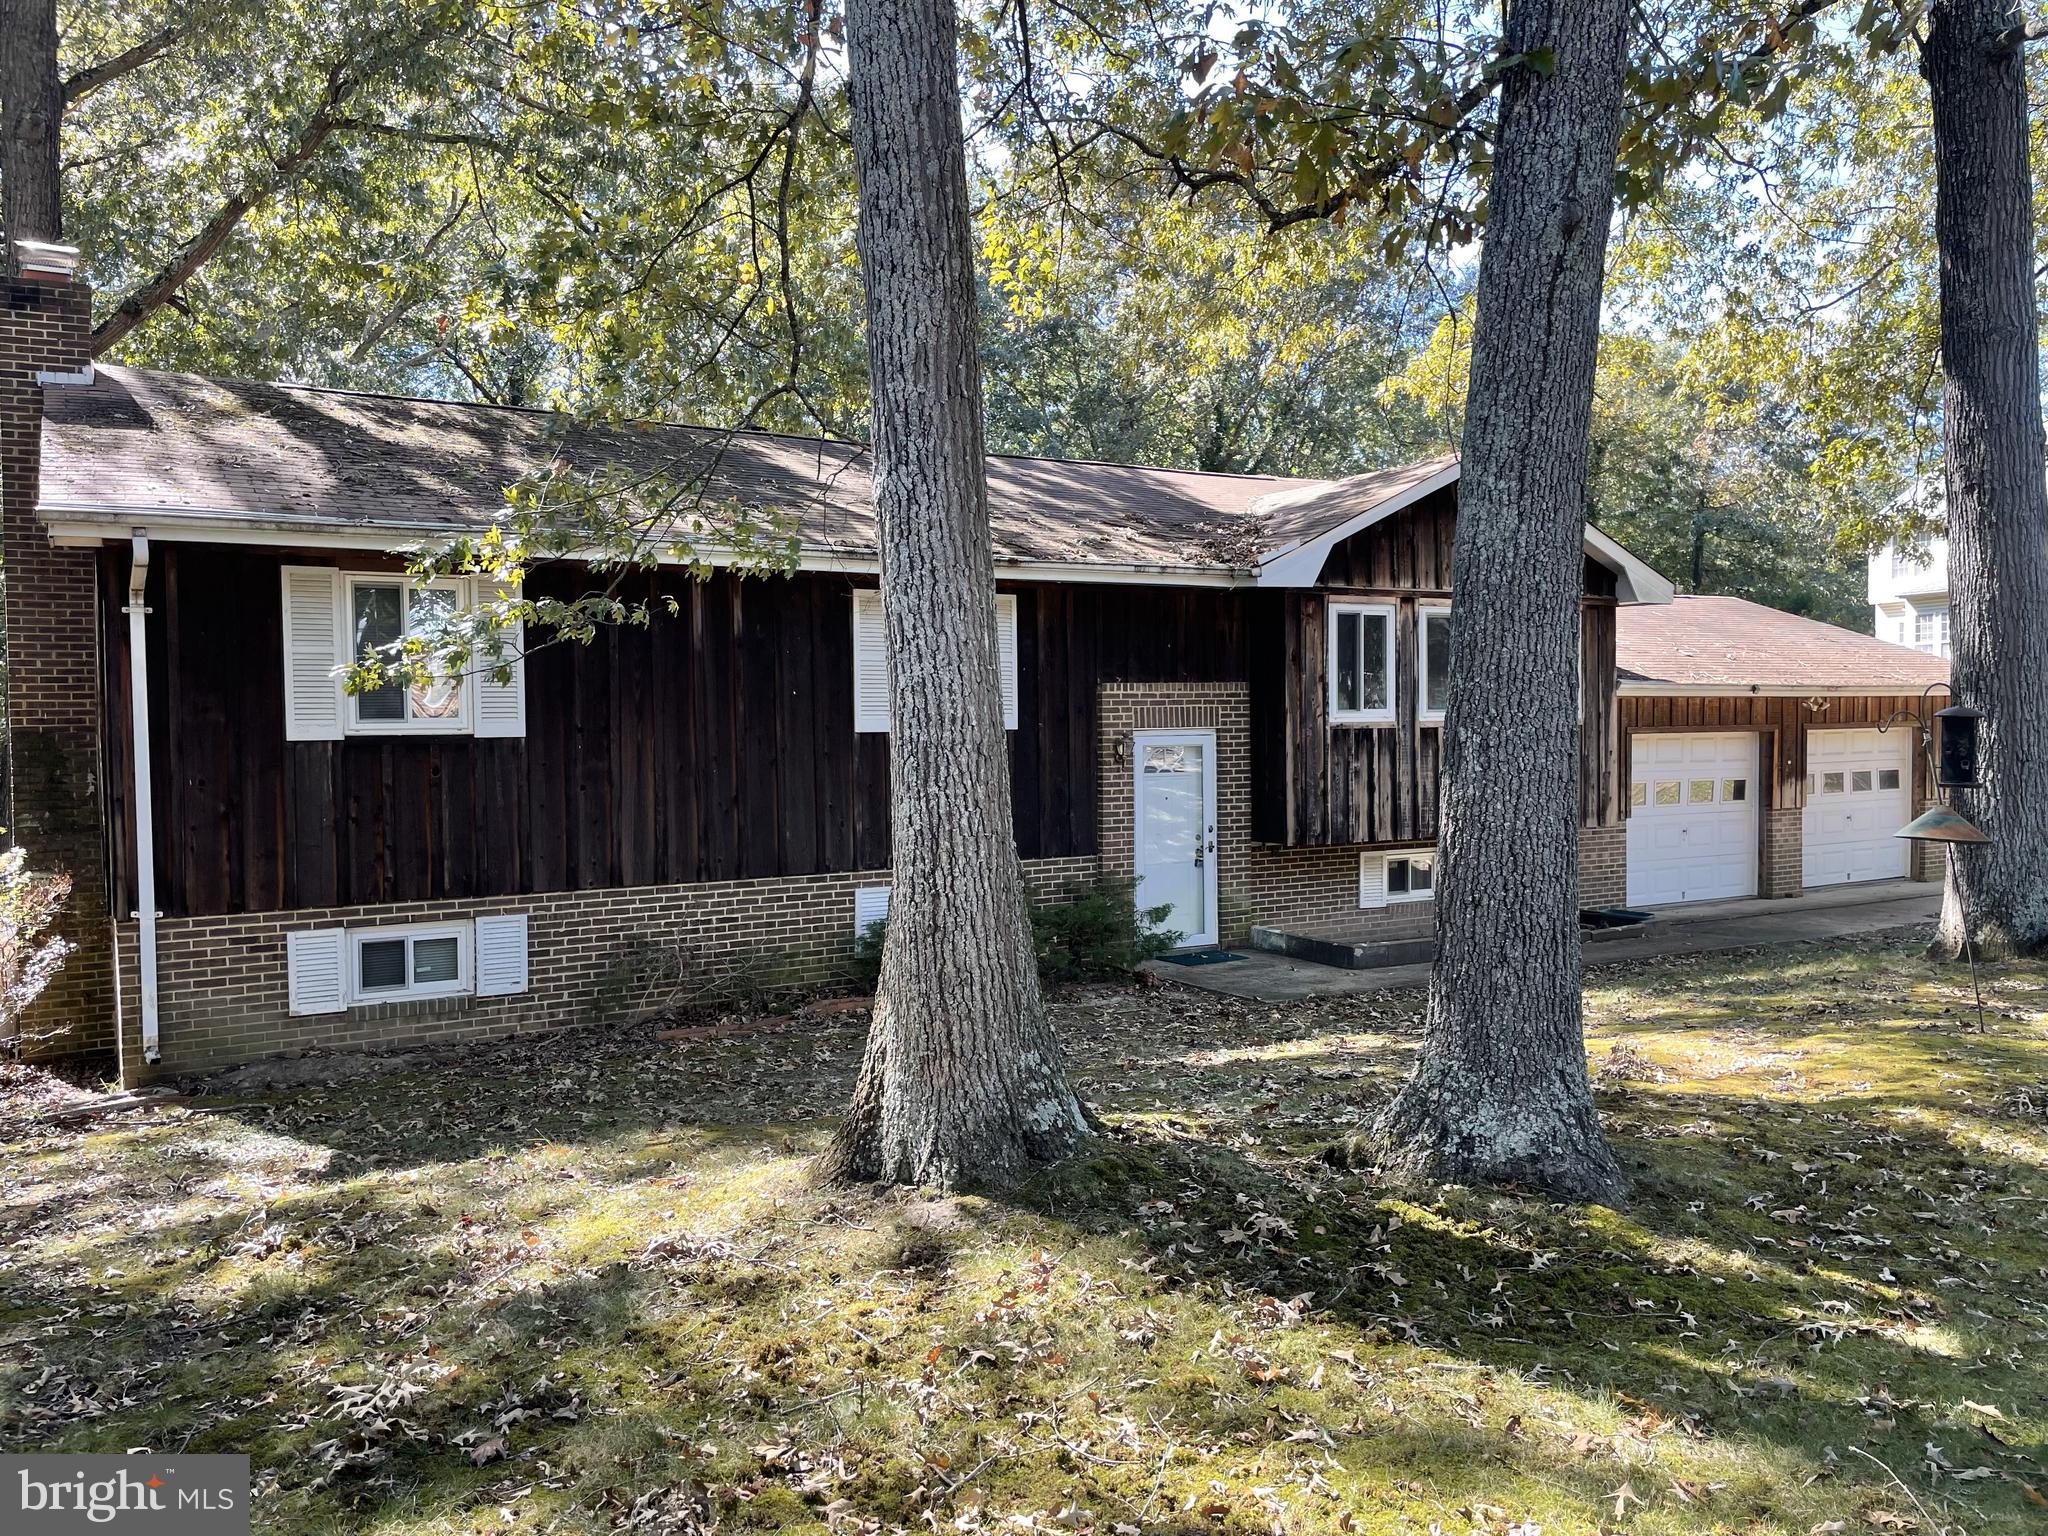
left=125, top=531, right=160, bottom=1065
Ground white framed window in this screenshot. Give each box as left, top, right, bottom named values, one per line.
left=1385, top=851, right=1435, bottom=902
left=1912, top=607, right=1950, bottom=655
left=1417, top=604, right=1453, bottom=723
left=287, top=913, right=528, bottom=1015
left=346, top=575, right=470, bottom=733
left=347, top=921, right=472, bottom=1005
left=1359, top=848, right=1436, bottom=907
left=281, top=568, right=526, bottom=742
left=854, top=591, right=1018, bottom=733
left=1326, top=602, right=1395, bottom=724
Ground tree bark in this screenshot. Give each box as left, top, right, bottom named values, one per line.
left=1923, top=0, right=2048, bottom=959
left=0, top=0, right=63, bottom=247
left=816, top=0, right=1088, bottom=1189
left=1361, top=0, right=1632, bottom=1203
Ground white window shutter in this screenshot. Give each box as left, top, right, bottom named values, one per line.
left=286, top=928, right=348, bottom=1015
left=996, top=594, right=1019, bottom=730
left=852, top=884, right=891, bottom=937
left=281, top=567, right=345, bottom=741
left=852, top=590, right=890, bottom=734
left=475, top=912, right=530, bottom=996
left=1357, top=855, right=1388, bottom=909
left=473, top=578, right=527, bottom=739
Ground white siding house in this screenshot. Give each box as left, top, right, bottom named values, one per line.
left=1867, top=532, right=1951, bottom=659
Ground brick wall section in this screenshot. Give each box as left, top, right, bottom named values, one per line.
left=115, top=854, right=1100, bottom=1079
left=1760, top=807, right=1804, bottom=898
left=1912, top=801, right=1946, bottom=884
left=1, top=272, right=108, bottom=1057
left=1097, top=681, right=1626, bottom=948
left=1579, top=823, right=1626, bottom=908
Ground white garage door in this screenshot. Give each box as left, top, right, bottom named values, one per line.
left=1803, top=728, right=1911, bottom=887
left=1626, top=732, right=1760, bottom=907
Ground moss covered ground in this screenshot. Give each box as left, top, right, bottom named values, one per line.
left=4, top=932, right=2047, bottom=1534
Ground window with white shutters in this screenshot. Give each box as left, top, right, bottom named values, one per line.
left=853, top=591, right=1017, bottom=732
left=279, top=569, right=524, bottom=741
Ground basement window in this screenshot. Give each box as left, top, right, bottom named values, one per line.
left=1327, top=603, right=1395, bottom=724
left=349, top=922, right=472, bottom=1004
left=1386, top=852, right=1435, bottom=903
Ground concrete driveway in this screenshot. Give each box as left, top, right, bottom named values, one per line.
left=1146, top=879, right=1943, bottom=1003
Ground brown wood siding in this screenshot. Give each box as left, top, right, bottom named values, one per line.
left=1617, top=692, right=1941, bottom=812
left=101, top=546, right=1249, bottom=918
left=1249, top=490, right=1625, bottom=845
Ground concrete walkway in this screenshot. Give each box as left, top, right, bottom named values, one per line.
left=1146, top=879, right=1942, bottom=1003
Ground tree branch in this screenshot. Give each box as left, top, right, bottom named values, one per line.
left=62, top=23, right=183, bottom=104
left=91, top=65, right=355, bottom=355
left=1996, top=16, right=2048, bottom=50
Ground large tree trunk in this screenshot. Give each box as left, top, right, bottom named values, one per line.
left=0, top=0, right=63, bottom=246
left=1924, top=0, right=2048, bottom=959
left=816, top=0, right=1088, bottom=1188
left=1361, top=0, right=1632, bottom=1203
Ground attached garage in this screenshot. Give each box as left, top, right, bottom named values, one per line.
left=1625, top=732, right=1759, bottom=906
left=1803, top=728, right=1913, bottom=886
left=1615, top=595, right=1949, bottom=908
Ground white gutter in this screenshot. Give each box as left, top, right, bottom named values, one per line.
left=124, top=531, right=161, bottom=1066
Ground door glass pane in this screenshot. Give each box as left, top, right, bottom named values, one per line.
left=413, top=935, right=460, bottom=985
left=1822, top=772, right=1845, bottom=794
left=1654, top=781, right=1681, bottom=806
left=1851, top=770, right=1873, bottom=792
left=1722, top=778, right=1747, bottom=802
left=1334, top=611, right=1361, bottom=713
left=1424, top=611, right=1453, bottom=713
left=1688, top=779, right=1715, bottom=803
left=352, top=584, right=405, bottom=722
left=1878, top=767, right=1901, bottom=790
left=1630, top=782, right=1647, bottom=808
left=1143, top=745, right=1194, bottom=773
left=358, top=938, right=406, bottom=991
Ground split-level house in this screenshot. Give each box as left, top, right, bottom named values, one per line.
left=2, top=252, right=1671, bottom=1082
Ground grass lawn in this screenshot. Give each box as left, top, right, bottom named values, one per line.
left=5, top=933, right=2048, bottom=1535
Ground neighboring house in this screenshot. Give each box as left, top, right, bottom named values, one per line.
left=1868, top=530, right=1951, bottom=658
left=1616, top=595, right=1950, bottom=907
left=1, top=251, right=1671, bottom=1083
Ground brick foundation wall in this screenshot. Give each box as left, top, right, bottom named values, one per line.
left=116, top=854, right=1100, bottom=1081
left=1580, top=823, right=1625, bottom=908
left=2, top=269, right=109, bottom=1058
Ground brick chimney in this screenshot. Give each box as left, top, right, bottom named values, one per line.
left=2, top=238, right=109, bottom=1057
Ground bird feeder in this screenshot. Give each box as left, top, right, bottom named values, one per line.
left=1936, top=703, right=1985, bottom=790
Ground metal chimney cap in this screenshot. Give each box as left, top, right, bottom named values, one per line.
left=13, top=240, right=81, bottom=281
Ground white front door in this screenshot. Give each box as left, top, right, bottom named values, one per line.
left=1625, top=731, right=1760, bottom=906
left=1133, top=730, right=1218, bottom=949
left=1803, top=728, right=1912, bottom=887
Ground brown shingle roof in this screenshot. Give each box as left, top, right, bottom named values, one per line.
left=1617, top=594, right=1950, bottom=692
left=38, top=365, right=1328, bottom=572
